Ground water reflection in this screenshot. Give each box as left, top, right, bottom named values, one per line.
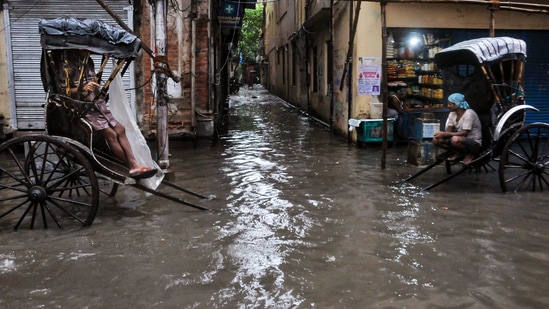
left=383, top=185, right=435, bottom=289
left=2, top=88, right=549, bottom=308
left=213, top=98, right=311, bottom=306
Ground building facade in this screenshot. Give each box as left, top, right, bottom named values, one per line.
left=263, top=1, right=549, bottom=143
left=0, top=0, right=256, bottom=140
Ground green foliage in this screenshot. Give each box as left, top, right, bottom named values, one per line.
left=239, top=4, right=263, bottom=64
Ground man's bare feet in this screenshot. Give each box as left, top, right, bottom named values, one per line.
left=446, top=153, right=461, bottom=161
left=129, top=166, right=157, bottom=179
left=460, top=154, right=475, bottom=165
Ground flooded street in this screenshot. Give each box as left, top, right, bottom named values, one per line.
left=2, top=87, right=549, bottom=308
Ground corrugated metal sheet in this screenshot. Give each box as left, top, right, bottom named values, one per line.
left=7, top=0, right=133, bottom=130
left=522, top=31, right=549, bottom=125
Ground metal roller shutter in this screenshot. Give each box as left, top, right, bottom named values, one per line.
left=520, top=31, right=549, bottom=124
left=6, top=0, right=133, bottom=130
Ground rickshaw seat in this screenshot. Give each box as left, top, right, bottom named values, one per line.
left=45, top=94, right=114, bottom=158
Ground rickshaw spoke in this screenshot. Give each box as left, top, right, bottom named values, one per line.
left=14, top=201, right=35, bottom=231
left=0, top=181, right=29, bottom=195
left=35, top=141, right=51, bottom=185
left=539, top=172, right=549, bottom=189
left=71, top=175, right=91, bottom=197
left=512, top=172, right=533, bottom=193
left=39, top=202, right=49, bottom=229
left=42, top=201, right=65, bottom=229
left=0, top=198, right=30, bottom=219
left=55, top=168, right=93, bottom=199
left=74, top=177, right=92, bottom=197
left=505, top=170, right=530, bottom=185
left=506, top=149, right=531, bottom=167
left=47, top=195, right=94, bottom=208
left=58, top=178, right=73, bottom=197
left=30, top=198, right=41, bottom=229
left=46, top=198, right=88, bottom=225
left=6, top=147, right=34, bottom=185
left=0, top=193, right=28, bottom=203
left=45, top=164, right=86, bottom=193
left=534, top=174, right=545, bottom=191
left=50, top=182, right=93, bottom=197
left=24, top=141, right=41, bottom=185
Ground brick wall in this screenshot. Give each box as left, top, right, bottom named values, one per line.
left=140, top=1, right=210, bottom=134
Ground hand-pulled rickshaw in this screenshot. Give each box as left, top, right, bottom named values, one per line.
left=0, top=17, right=210, bottom=230
left=404, top=37, right=549, bottom=192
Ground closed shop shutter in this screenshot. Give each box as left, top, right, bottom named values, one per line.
left=6, top=0, right=133, bottom=130
left=520, top=31, right=549, bottom=124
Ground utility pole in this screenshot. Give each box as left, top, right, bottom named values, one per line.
left=155, top=0, right=170, bottom=169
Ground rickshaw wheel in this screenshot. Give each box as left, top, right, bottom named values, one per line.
left=0, top=134, right=99, bottom=230
left=499, top=123, right=549, bottom=193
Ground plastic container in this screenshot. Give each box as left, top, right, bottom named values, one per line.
left=369, top=102, right=383, bottom=119
left=414, top=118, right=440, bottom=140
left=358, top=119, right=394, bottom=142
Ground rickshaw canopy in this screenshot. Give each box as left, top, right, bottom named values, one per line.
left=39, top=17, right=141, bottom=59
left=434, top=37, right=527, bottom=121
left=435, top=37, right=526, bottom=68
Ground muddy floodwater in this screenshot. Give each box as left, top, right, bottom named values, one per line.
left=1, top=87, right=549, bottom=308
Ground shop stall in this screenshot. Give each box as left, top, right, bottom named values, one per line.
left=386, top=29, right=451, bottom=139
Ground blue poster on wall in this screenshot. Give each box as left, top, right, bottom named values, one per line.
left=219, top=0, right=243, bottom=28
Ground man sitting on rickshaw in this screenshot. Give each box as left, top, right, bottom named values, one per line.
left=57, top=50, right=157, bottom=179
left=433, top=93, right=482, bottom=165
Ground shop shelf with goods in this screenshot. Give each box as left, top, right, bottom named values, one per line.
left=386, top=29, right=451, bottom=140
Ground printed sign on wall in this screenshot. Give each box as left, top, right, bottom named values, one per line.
left=358, top=57, right=381, bottom=95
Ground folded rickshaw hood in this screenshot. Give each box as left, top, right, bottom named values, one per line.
left=39, top=17, right=141, bottom=59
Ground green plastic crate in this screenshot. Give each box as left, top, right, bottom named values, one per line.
left=358, top=119, right=394, bottom=142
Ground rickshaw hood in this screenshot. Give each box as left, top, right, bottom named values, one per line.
left=39, top=17, right=141, bottom=59
left=435, top=37, right=526, bottom=68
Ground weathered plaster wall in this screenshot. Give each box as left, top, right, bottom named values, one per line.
left=345, top=3, right=549, bottom=142
left=0, top=10, right=11, bottom=135
left=387, top=3, right=549, bottom=30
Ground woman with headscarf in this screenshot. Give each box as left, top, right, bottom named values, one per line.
left=433, top=93, right=482, bottom=165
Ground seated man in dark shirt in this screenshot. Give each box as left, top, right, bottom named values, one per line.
left=58, top=50, right=157, bottom=178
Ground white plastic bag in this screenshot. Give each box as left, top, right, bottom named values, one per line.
left=108, top=72, right=164, bottom=189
